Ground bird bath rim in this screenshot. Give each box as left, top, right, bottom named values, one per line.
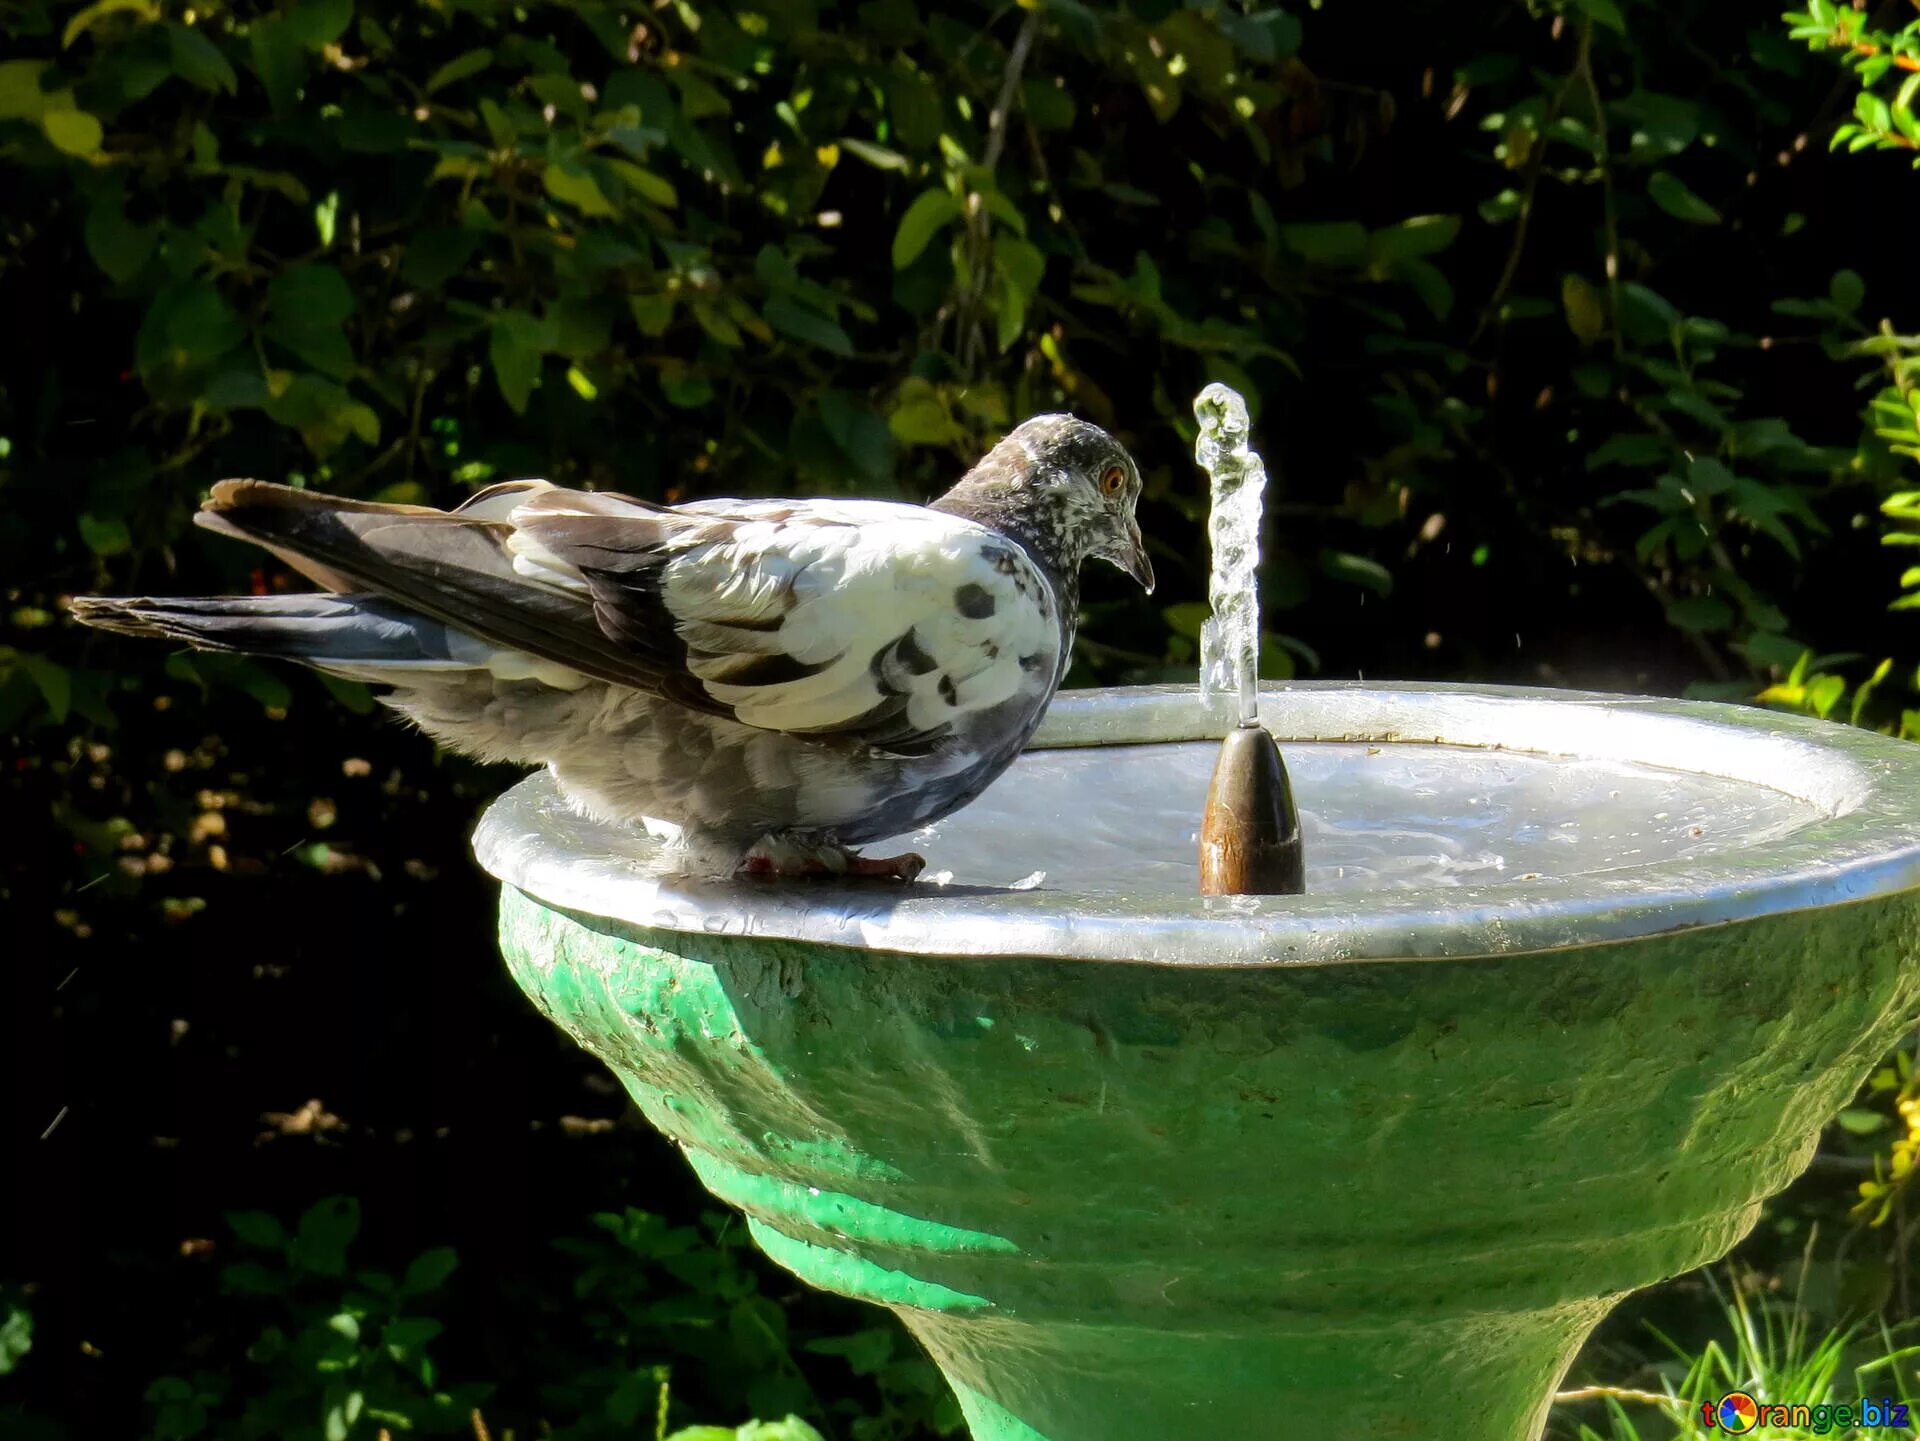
left=470, top=680, right=1920, bottom=967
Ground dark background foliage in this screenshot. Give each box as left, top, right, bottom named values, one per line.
left=5, top=0, right=1920, bottom=1436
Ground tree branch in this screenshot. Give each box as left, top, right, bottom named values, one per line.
left=955, top=8, right=1043, bottom=375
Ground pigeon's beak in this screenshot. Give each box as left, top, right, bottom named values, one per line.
left=1119, top=523, right=1154, bottom=594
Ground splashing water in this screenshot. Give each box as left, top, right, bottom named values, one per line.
left=1194, top=383, right=1266, bottom=729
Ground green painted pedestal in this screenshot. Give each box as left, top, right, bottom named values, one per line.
left=497, top=886, right=1920, bottom=1441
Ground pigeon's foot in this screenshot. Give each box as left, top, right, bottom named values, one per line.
left=739, top=841, right=926, bottom=883
left=843, top=851, right=928, bottom=882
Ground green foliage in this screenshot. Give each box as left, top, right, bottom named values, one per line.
left=1788, top=2, right=1920, bottom=162
left=145, top=1196, right=489, bottom=1440
left=0, top=1286, right=32, bottom=1377
left=667, top=1422, right=825, bottom=1441
left=1552, top=1272, right=1920, bottom=1440
left=19, top=1200, right=961, bottom=1441
left=5, top=0, right=1919, bottom=731
left=542, top=1207, right=961, bottom=1441
left=1845, top=1046, right=1920, bottom=1231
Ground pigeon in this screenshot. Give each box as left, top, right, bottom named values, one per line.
left=72, top=414, right=1153, bottom=881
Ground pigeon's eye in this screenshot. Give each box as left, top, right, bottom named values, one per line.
left=1099, top=465, right=1126, bottom=498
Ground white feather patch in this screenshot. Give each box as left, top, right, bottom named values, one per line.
left=656, top=505, right=1058, bottom=738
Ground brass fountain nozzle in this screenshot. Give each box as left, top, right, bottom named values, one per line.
left=1199, top=723, right=1305, bottom=896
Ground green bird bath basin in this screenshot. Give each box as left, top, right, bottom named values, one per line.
left=473, top=682, right=1920, bottom=1441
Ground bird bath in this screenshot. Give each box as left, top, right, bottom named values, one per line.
left=476, top=679, right=1920, bottom=1441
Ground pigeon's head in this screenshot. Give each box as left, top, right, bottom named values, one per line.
left=944, top=414, right=1153, bottom=593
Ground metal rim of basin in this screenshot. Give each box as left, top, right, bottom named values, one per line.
left=471, top=681, right=1920, bottom=967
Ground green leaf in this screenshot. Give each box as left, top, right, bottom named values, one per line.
left=1276, top=221, right=1369, bottom=265
left=1398, top=259, right=1453, bottom=321
left=691, top=299, right=742, bottom=347
left=543, top=162, right=616, bottom=217
left=19, top=653, right=71, bottom=723
left=1646, top=170, right=1721, bottom=224
left=1836, top=1107, right=1889, bottom=1136
left=85, top=205, right=157, bottom=283
left=285, top=0, right=352, bottom=48
left=1686, top=456, right=1737, bottom=497
left=1741, top=632, right=1813, bottom=672
left=764, top=296, right=854, bottom=356
left=400, top=1247, right=459, bottom=1296
left=1895, top=72, right=1920, bottom=140
left=1586, top=434, right=1669, bottom=470
left=1561, top=273, right=1607, bottom=343
left=603, top=158, right=677, bottom=207
left=226, top=1210, right=288, bottom=1249
left=1023, top=76, right=1075, bottom=131
left=1214, top=8, right=1301, bottom=62
left=291, top=1196, right=360, bottom=1277
left=265, top=265, right=356, bottom=377
left=1807, top=672, right=1847, bottom=717
left=63, top=0, right=159, bottom=48
left=889, top=66, right=943, bottom=148
left=42, top=108, right=104, bottom=155
left=888, top=402, right=960, bottom=447
left=1617, top=282, right=1681, bottom=344
left=398, top=227, right=481, bottom=289
left=1666, top=596, right=1734, bottom=632
left=219, top=1258, right=285, bottom=1296
left=0, top=61, right=64, bottom=122
left=0, top=1294, right=31, bottom=1376
left=264, top=325, right=353, bottom=379
left=262, top=373, right=378, bottom=451
left=1567, top=0, right=1625, bottom=31
left=78, top=513, right=132, bottom=555
left=477, top=96, right=515, bottom=149
left=1368, top=215, right=1461, bottom=262
left=1615, top=89, right=1700, bottom=162
left=490, top=323, right=540, bottom=413
left=167, top=22, right=237, bottom=94
left=805, top=1327, right=897, bottom=1375
left=551, top=298, right=615, bottom=360
left=167, top=285, right=246, bottom=361
left=426, top=47, right=492, bottom=94
left=313, top=672, right=374, bottom=715
left=838, top=136, right=908, bottom=170
left=1828, top=268, right=1865, bottom=315
left=736, top=1418, right=827, bottom=1441
left=1162, top=601, right=1210, bottom=640
left=249, top=18, right=303, bottom=115
left=629, top=293, right=675, bottom=337
left=381, top=1316, right=444, bottom=1364
left=818, top=391, right=893, bottom=479
left=1320, top=550, right=1394, bottom=596
left=891, top=190, right=963, bottom=269
left=268, top=264, right=354, bottom=325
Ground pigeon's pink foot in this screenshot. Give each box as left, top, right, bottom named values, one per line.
left=844, top=851, right=927, bottom=882
left=740, top=847, right=926, bottom=883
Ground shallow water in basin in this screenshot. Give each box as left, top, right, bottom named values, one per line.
left=903, top=741, right=1821, bottom=896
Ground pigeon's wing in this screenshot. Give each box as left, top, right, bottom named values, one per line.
left=192, top=479, right=714, bottom=701
left=510, top=493, right=1064, bottom=755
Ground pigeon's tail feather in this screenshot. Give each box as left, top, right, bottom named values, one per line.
left=189, top=479, right=673, bottom=695
left=69, top=592, right=478, bottom=682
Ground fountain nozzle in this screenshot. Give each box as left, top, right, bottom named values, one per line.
left=1199, top=721, right=1305, bottom=896
left=1193, top=382, right=1304, bottom=896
